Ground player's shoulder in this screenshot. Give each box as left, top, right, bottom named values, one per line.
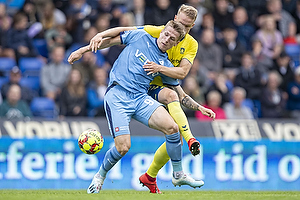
left=183, top=34, right=198, bottom=45
left=144, top=25, right=165, bottom=32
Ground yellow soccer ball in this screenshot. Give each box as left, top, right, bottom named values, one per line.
left=78, top=128, right=104, bottom=154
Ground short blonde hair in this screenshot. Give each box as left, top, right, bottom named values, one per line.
left=164, top=20, right=186, bottom=41
left=177, top=4, right=198, bottom=22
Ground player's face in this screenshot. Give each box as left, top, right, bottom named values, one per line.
left=174, top=12, right=195, bottom=34
left=157, top=26, right=180, bottom=52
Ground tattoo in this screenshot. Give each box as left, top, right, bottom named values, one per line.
left=181, top=95, right=200, bottom=110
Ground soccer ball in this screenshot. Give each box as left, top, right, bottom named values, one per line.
left=78, top=128, right=104, bottom=154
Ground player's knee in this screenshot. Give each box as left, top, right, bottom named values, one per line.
left=165, top=122, right=179, bottom=135
left=165, top=90, right=179, bottom=104
left=116, top=143, right=130, bottom=156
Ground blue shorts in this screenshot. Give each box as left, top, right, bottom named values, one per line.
left=148, top=85, right=165, bottom=101
left=104, top=84, right=162, bottom=138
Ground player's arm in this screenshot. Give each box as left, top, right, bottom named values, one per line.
left=167, top=85, right=216, bottom=119
left=68, top=36, right=121, bottom=64
left=143, top=59, right=192, bottom=80
left=89, top=27, right=136, bottom=52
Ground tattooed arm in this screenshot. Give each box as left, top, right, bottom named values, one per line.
left=168, top=85, right=216, bottom=119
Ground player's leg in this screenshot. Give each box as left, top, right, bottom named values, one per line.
left=148, top=105, right=204, bottom=188
left=87, top=135, right=129, bottom=193
left=159, top=87, right=200, bottom=155
left=88, top=85, right=132, bottom=194
left=145, top=86, right=199, bottom=178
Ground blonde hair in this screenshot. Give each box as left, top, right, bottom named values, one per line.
left=177, top=4, right=198, bottom=22
left=164, top=20, right=186, bottom=41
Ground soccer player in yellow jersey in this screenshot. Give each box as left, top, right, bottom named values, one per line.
left=88, top=4, right=212, bottom=193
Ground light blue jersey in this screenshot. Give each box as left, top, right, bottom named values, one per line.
left=105, top=29, right=179, bottom=138
left=108, top=29, right=178, bottom=93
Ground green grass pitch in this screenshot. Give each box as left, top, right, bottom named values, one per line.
left=0, top=190, right=299, bottom=200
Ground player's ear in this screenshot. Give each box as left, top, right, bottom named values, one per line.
left=174, top=15, right=177, bottom=20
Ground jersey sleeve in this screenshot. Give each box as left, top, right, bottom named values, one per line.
left=182, top=36, right=198, bottom=64
left=120, top=29, right=146, bottom=45
left=143, top=25, right=164, bottom=38
left=160, top=61, right=179, bottom=86
left=161, top=75, right=179, bottom=86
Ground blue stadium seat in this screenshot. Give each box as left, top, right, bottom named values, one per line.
left=285, top=44, right=300, bottom=67
left=0, top=57, right=16, bottom=76
left=0, top=77, right=9, bottom=89
left=20, top=77, right=40, bottom=92
left=33, top=39, right=48, bottom=58
left=30, top=97, right=57, bottom=119
left=19, top=57, right=44, bottom=77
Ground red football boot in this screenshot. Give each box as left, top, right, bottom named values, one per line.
left=188, top=138, right=200, bottom=156
left=139, top=173, right=162, bottom=194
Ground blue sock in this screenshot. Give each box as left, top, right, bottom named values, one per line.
left=165, top=132, right=182, bottom=172
left=98, top=146, right=123, bottom=177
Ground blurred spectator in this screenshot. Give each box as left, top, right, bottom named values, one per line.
left=188, top=57, right=209, bottom=91
left=282, top=0, right=297, bottom=14
left=253, top=15, right=283, bottom=60
left=104, top=12, right=136, bottom=67
left=199, top=12, right=222, bottom=43
left=0, top=3, right=14, bottom=58
left=234, top=52, right=263, bottom=100
left=87, top=68, right=108, bottom=117
left=205, top=72, right=231, bottom=106
left=212, top=0, right=234, bottom=31
left=147, top=0, right=176, bottom=25
left=223, top=86, right=254, bottom=119
left=258, top=0, right=296, bottom=38
left=20, top=0, right=39, bottom=26
left=186, top=0, right=208, bottom=36
left=182, top=75, right=205, bottom=117
left=197, top=29, right=223, bottom=84
left=72, top=51, right=98, bottom=85
left=39, top=1, right=67, bottom=33
left=59, top=68, right=87, bottom=117
left=195, top=90, right=227, bottom=121
left=1, top=66, right=37, bottom=104
left=220, top=26, right=245, bottom=73
left=283, top=15, right=298, bottom=44
left=119, top=12, right=135, bottom=27
left=96, top=0, right=126, bottom=27
left=251, top=37, right=274, bottom=75
left=130, top=0, right=152, bottom=26
left=40, top=46, right=71, bottom=100
left=0, top=84, right=32, bottom=119
left=6, top=12, right=38, bottom=61
left=292, top=0, right=300, bottom=34
left=66, top=0, right=93, bottom=44
left=286, top=67, right=300, bottom=118
left=260, top=71, right=288, bottom=118
left=66, top=26, right=106, bottom=67
left=45, top=24, right=72, bottom=52
left=239, top=0, right=267, bottom=26
left=94, top=13, right=111, bottom=33
left=233, top=6, right=255, bottom=50
left=182, top=75, right=205, bottom=104
left=273, top=51, right=295, bottom=91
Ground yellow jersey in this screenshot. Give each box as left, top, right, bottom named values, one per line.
left=143, top=25, right=198, bottom=86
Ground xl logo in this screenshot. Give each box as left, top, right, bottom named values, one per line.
left=212, top=120, right=261, bottom=141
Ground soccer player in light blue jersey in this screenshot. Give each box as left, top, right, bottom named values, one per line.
left=68, top=20, right=215, bottom=193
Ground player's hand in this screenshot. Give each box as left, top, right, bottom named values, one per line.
left=143, top=61, right=161, bottom=75
left=89, top=33, right=104, bottom=53
left=68, top=50, right=83, bottom=64
left=199, top=107, right=216, bottom=120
